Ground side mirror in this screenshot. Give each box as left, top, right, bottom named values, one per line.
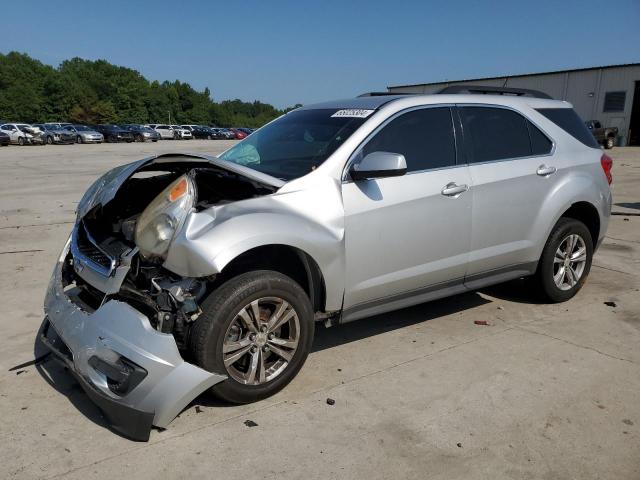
left=350, top=151, right=407, bottom=181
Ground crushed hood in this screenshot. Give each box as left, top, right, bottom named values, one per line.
left=77, top=153, right=285, bottom=219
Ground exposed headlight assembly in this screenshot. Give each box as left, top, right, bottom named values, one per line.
left=135, top=175, right=195, bottom=259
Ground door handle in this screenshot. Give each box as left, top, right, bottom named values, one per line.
left=536, top=164, right=557, bottom=176
left=441, top=182, right=469, bottom=197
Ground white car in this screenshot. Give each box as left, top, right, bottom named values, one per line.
left=0, top=123, right=45, bottom=145
left=153, top=124, right=177, bottom=140
left=170, top=125, right=192, bottom=139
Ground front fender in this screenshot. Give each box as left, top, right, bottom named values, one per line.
left=163, top=177, right=346, bottom=311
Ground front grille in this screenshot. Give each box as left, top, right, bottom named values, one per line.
left=75, top=223, right=114, bottom=270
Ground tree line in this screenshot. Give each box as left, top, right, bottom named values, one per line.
left=0, top=52, right=300, bottom=127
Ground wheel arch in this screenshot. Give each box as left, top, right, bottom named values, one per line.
left=211, top=244, right=327, bottom=314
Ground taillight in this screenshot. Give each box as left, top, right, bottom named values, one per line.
left=600, top=153, right=613, bottom=185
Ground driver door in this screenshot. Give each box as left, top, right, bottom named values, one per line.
left=341, top=107, right=472, bottom=319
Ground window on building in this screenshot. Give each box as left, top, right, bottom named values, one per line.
left=603, top=91, right=626, bottom=112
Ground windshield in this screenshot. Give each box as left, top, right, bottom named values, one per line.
left=74, top=125, right=90, bottom=131
left=219, top=108, right=369, bottom=180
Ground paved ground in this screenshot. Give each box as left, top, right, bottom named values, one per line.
left=0, top=141, right=638, bottom=480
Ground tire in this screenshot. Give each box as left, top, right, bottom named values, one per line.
left=190, top=270, right=314, bottom=404
left=18, top=137, right=25, bottom=146
left=534, top=218, right=593, bottom=302
left=108, top=135, right=116, bottom=143
left=605, top=137, right=614, bottom=149
left=76, top=135, right=83, bottom=144
left=46, top=136, right=53, bottom=145
left=136, top=134, right=143, bottom=142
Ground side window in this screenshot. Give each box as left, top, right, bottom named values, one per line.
left=362, top=107, right=456, bottom=172
left=527, top=121, right=553, bottom=155
left=460, top=107, right=531, bottom=163
left=536, top=108, right=599, bottom=148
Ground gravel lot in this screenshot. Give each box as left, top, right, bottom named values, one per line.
left=0, top=141, right=638, bottom=479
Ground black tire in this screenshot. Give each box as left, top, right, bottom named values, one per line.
left=108, top=135, right=116, bottom=143
left=46, top=135, right=53, bottom=145
left=136, top=134, right=143, bottom=142
left=76, top=135, right=83, bottom=144
left=534, top=217, right=593, bottom=302
left=605, top=137, right=614, bottom=149
left=190, top=270, right=314, bottom=404
left=18, top=137, right=25, bottom=146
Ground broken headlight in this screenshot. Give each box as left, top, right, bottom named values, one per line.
left=135, top=174, right=195, bottom=259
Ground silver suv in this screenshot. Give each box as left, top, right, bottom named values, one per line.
left=41, top=87, right=613, bottom=440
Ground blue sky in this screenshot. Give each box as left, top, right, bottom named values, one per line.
left=3, top=0, right=639, bottom=108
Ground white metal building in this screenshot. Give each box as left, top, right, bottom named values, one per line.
left=387, top=63, right=640, bottom=146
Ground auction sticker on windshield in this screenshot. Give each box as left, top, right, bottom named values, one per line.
left=331, top=109, right=374, bottom=118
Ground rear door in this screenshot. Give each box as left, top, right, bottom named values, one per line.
left=342, top=106, right=472, bottom=313
left=457, top=105, right=557, bottom=284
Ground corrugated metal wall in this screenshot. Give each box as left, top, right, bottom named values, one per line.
left=388, top=65, right=640, bottom=145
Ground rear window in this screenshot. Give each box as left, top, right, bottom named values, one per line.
left=536, top=108, right=599, bottom=148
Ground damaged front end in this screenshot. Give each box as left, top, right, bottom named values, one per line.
left=42, top=153, right=280, bottom=440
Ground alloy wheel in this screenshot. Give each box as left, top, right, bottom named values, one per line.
left=553, top=234, right=587, bottom=291
left=223, top=297, right=300, bottom=385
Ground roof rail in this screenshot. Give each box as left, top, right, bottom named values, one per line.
left=357, top=92, right=415, bottom=97
left=437, top=85, right=552, bottom=99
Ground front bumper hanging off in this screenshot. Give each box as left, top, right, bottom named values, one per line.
left=42, top=239, right=226, bottom=441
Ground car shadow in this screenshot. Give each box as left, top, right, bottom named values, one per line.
left=32, top=279, right=541, bottom=432
left=615, top=202, right=640, bottom=211
left=477, top=277, right=547, bottom=305
left=31, top=322, right=114, bottom=435
left=312, top=290, right=491, bottom=352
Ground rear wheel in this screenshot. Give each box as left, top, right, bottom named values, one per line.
left=136, top=134, right=143, bottom=142
left=605, top=137, right=614, bottom=149
left=190, top=271, right=314, bottom=404
left=534, top=218, right=593, bottom=302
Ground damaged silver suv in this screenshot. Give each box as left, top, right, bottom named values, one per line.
left=42, top=86, right=612, bottom=440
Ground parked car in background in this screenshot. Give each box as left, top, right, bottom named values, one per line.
left=153, top=124, right=176, bottom=139
left=237, top=128, right=254, bottom=136
left=182, top=125, right=215, bottom=139
left=585, top=120, right=618, bottom=149
left=0, top=131, right=9, bottom=146
left=65, top=124, right=104, bottom=144
left=228, top=128, right=247, bottom=139
left=208, top=128, right=227, bottom=139
left=121, top=124, right=160, bottom=142
left=34, top=124, right=76, bottom=145
left=170, top=125, right=192, bottom=139
left=44, top=122, right=73, bottom=130
left=0, top=123, right=45, bottom=145
left=94, top=124, right=134, bottom=143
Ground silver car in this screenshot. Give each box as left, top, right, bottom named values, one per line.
left=65, top=124, right=104, bottom=144
left=41, top=87, right=612, bottom=440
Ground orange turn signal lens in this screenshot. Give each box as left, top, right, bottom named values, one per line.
left=168, top=177, right=188, bottom=202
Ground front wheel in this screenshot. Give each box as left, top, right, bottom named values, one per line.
left=534, top=218, right=593, bottom=302
left=190, top=271, right=314, bottom=404
left=605, top=137, right=614, bottom=149
left=76, top=135, right=83, bottom=144
left=18, top=137, right=25, bottom=146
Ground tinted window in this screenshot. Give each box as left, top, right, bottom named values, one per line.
left=527, top=121, right=553, bottom=155
left=362, top=107, right=456, bottom=172
left=460, top=107, right=531, bottom=163
left=536, top=108, right=599, bottom=148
